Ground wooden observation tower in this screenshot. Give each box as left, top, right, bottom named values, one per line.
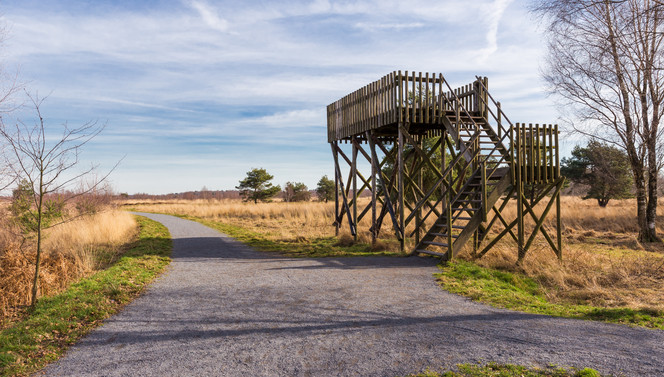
left=327, top=71, right=564, bottom=261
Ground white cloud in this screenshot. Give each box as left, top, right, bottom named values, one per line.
left=186, top=0, right=230, bottom=32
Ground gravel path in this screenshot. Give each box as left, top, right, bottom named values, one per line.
left=42, top=213, right=664, bottom=377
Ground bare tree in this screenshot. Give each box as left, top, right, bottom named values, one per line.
left=532, top=0, right=664, bottom=242
left=0, top=93, right=113, bottom=306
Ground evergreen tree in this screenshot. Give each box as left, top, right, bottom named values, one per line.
left=316, top=175, right=334, bottom=203
left=561, top=141, right=633, bottom=207
left=236, top=168, right=280, bottom=204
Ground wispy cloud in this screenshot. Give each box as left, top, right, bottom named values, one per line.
left=354, top=22, right=424, bottom=31
left=92, top=96, right=200, bottom=113
left=186, top=0, right=230, bottom=32
left=479, top=0, right=515, bottom=62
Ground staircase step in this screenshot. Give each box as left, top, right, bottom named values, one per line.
left=414, top=249, right=448, bottom=258
left=422, top=241, right=450, bottom=247
left=429, top=233, right=460, bottom=238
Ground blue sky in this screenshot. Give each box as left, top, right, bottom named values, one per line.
left=0, top=0, right=570, bottom=194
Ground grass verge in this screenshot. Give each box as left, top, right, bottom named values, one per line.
left=407, top=362, right=601, bottom=376
left=0, top=215, right=172, bottom=377
left=178, top=215, right=402, bottom=257
left=436, top=260, right=664, bottom=330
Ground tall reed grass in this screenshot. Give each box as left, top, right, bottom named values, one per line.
left=0, top=209, right=136, bottom=320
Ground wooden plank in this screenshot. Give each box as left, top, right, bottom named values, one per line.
left=553, top=124, right=560, bottom=178
left=400, top=71, right=405, bottom=125
left=390, top=72, right=395, bottom=124
left=418, top=71, right=423, bottom=124
left=425, top=72, right=430, bottom=124
left=411, top=71, right=416, bottom=124
left=548, top=125, right=554, bottom=183
left=529, top=123, right=534, bottom=184
left=536, top=124, right=541, bottom=184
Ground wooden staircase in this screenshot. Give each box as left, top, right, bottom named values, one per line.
left=413, top=109, right=512, bottom=260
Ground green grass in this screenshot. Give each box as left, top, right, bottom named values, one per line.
left=179, top=215, right=403, bottom=257
left=0, top=216, right=172, bottom=377
left=407, top=363, right=602, bottom=377
left=436, top=260, right=664, bottom=329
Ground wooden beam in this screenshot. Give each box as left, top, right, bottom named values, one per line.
left=398, top=126, right=405, bottom=251
left=331, top=142, right=356, bottom=236
left=352, top=139, right=358, bottom=241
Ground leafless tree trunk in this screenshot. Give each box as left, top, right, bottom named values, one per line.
left=532, top=0, right=664, bottom=242
left=0, top=93, right=114, bottom=306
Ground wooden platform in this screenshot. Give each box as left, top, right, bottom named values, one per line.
left=327, top=71, right=487, bottom=142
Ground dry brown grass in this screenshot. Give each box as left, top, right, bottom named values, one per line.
left=126, top=196, right=664, bottom=312
left=458, top=196, right=664, bottom=312
left=0, top=209, right=137, bottom=320
left=130, top=199, right=338, bottom=240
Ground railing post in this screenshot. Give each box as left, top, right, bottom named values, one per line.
left=497, top=102, right=502, bottom=139
left=455, top=97, right=460, bottom=145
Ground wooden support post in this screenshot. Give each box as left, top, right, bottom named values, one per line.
left=333, top=141, right=340, bottom=236
left=555, top=124, right=562, bottom=260
left=441, top=132, right=447, bottom=215
left=447, top=181, right=453, bottom=259
left=416, top=137, right=423, bottom=245
left=556, top=180, right=563, bottom=260
left=516, top=125, right=525, bottom=262
left=398, top=125, right=406, bottom=252
left=368, top=132, right=377, bottom=244
left=352, top=138, right=358, bottom=241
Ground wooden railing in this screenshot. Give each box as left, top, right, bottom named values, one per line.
left=510, top=123, right=560, bottom=185
left=327, top=71, right=487, bottom=142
